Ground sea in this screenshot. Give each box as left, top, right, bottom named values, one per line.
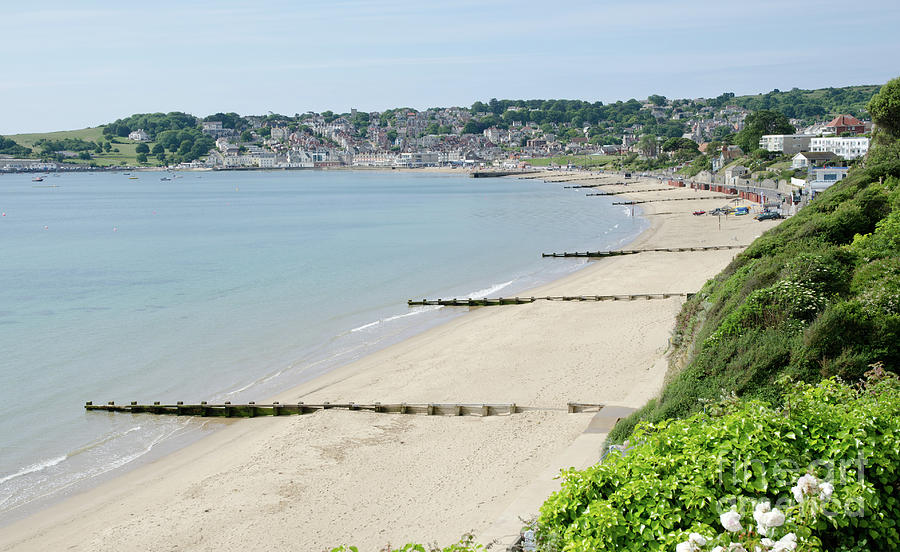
left=0, top=169, right=646, bottom=523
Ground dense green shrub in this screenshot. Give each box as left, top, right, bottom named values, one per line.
left=538, top=377, right=900, bottom=552
left=610, top=159, right=900, bottom=444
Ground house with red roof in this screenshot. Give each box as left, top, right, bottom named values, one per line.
left=824, top=115, right=866, bottom=135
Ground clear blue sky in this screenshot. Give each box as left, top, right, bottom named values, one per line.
left=2, top=0, right=898, bottom=134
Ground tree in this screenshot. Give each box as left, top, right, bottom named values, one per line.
left=648, top=94, right=667, bottom=106
left=0, top=136, right=31, bottom=156
left=240, top=130, right=253, bottom=142
left=135, top=143, right=150, bottom=154
left=151, top=143, right=164, bottom=155
left=867, top=77, right=900, bottom=138
left=734, top=110, right=794, bottom=153
left=103, top=141, right=112, bottom=152
left=638, top=134, right=658, bottom=157
left=78, top=151, right=91, bottom=160
left=136, top=153, right=148, bottom=163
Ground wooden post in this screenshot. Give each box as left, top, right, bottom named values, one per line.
left=455, top=405, right=462, bottom=416
left=481, top=404, right=489, bottom=417
left=567, top=402, right=576, bottom=413
left=427, top=403, right=434, bottom=415
left=374, top=402, right=382, bottom=413
left=400, top=402, right=408, bottom=414
left=509, top=403, right=516, bottom=415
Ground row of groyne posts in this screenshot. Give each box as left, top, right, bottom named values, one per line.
left=87, top=174, right=749, bottom=420
left=85, top=401, right=604, bottom=418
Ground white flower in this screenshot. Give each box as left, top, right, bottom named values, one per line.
left=772, top=533, right=797, bottom=552
left=761, top=538, right=775, bottom=548
left=689, top=533, right=708, bottom=546
left=819, top=481, right=834, bottom=502
left=728, top=545, right=748, bottom=552
left=753, top=501, right=771, bottom=526
left=676, top=541, right=698, bottom=552
left=720, top=510, right=743, bottom=532
left=763, top=509, right=786, bottom=528
left=790, top=485, right=803, bottom=503
left=796, top=474, right=820, bottom=498
left=712, top=547, right=724, bottom=552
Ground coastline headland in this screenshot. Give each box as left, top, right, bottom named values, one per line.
left=0, top=173, right=781, bottom=551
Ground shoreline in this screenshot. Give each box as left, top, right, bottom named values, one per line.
left=0, top=174, right=777, bottom=551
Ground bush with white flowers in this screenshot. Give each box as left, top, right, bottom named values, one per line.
left=536, top=375, right=900, bottom=551
left=676, top=474, right=837, bottom=552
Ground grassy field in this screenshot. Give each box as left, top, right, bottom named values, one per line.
left=524, top=154, right=617, bottom=168
left=7, top=127, right=163, bottom=167
left=8, top=127, right=106, bottom=149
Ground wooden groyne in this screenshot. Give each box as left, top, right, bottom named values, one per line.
left=613, top=195, right=737, bottom=205
left=471, top=170, right=538, bottom=178
left=586, top=188, right=671, bottom=196
left=541, top=245, right=748, bottom=258
left=86, top=401, right=522, bottom=418
left=563, top=182, right=625, bottom=188
left=407, top=293, right=691, bottom=306
left=86, top=401, right=608, bottom=418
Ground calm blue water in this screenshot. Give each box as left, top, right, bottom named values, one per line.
left=0, top=169, right=645, bottom=521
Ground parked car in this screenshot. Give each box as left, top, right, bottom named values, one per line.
left=755, top=211, right=782, bottom=221
left=692, top=210, right=706, bottom=216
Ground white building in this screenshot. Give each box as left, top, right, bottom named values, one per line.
left=809, top=137, right=869, bottom=160
left=807, top=167, right=849, bottom=197
left=758, top=134, right=812, bottom=155
left=394, top=152, right=440, bottom=168
left=352, top=153, right=398, bottom=167
left=128, top=129, right=150, bottom=142
left=791, top=152, right=837, bottom=170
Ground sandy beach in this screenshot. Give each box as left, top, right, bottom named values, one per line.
left=0, top=175, right=779, bottom=552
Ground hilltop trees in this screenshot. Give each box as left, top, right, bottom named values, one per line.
left=103, top=112, right=198, bottom=140
left=203, top=112, right=244, bottom=129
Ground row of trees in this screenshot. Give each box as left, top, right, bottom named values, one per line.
left=0, top=136, right=31, bottom=156
left=729, top=85, right=880, bottom=119
left=103, top=112, right=198, bottom=140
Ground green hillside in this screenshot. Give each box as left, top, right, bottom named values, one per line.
left=731, top=84, right=881, bottom=119
left=7, top=127, right=163, bottom=167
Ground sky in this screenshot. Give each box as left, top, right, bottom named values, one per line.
left=2, top=0, right=899, bottom=134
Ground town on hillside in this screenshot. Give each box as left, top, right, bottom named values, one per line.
left=0, top=86, right=879, bottom=201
